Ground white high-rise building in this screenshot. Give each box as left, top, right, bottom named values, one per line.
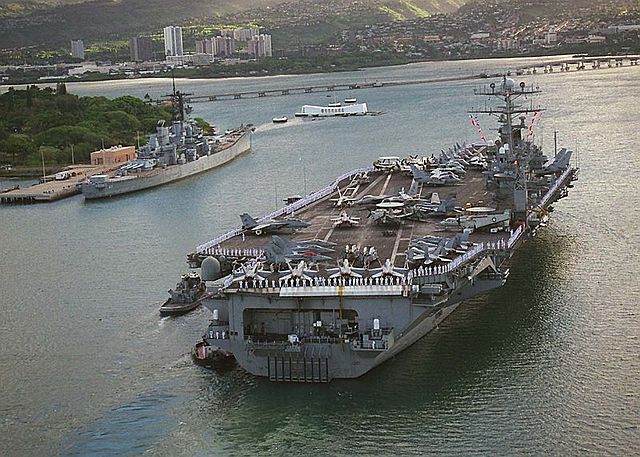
left=196, top=38, right=217, bottom=56
left=213, top=36, right=235, bottom=56
left=249, top=34, right=272, bottom=58
left=163, top=26, right=184, bottom=57
left=233, top=28, right=259, bottom=42
left=71, top=40, right=85, bottom=59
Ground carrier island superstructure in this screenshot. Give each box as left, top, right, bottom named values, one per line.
left=188, top=78, right=579, bottom=382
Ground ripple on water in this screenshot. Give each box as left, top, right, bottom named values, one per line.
left=1, top=63, right=640, bottom=457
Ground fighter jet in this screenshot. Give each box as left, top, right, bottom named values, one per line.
left=278, top=260, right=319, bottom=284
left=262, top=235, right=334, bottom=266
left=368, top=208, right=410, bottom=226
left=351, top=180, right=423, bottom=209
left=408, top=193, right=460, bottom=220
left=326, top=259, right=366, bottom=279
left=409, top=165, right=448, bottom=186
left=231, top=261, right=271, bottom=283
left=370, top=259, right=408, bottom=278
left=350, top=194, right=389, bottom=208
left=440, top=209, right=510, bottom=232
left=241, top=213, right=310, bottom=236
left=331, top=210, right=360, bottom=227
left=329, top=186, right=357, bottom=208
left=538, top=148, right=573, bottom=175
left=405, top=239, right=452, bottom=265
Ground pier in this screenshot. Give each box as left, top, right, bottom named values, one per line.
left=1, top=165, right=112, bottom=204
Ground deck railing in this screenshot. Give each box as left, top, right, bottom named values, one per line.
left=227, top=236, right=519, bottom=291
left=507, top=225, right=524, bottom=249
left=539, top=166, right=574, bottom=207
left=232, top=275, right=408, bottom=290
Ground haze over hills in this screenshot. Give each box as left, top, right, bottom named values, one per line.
left=459, top=0, right=638, bottom=16
left=0, top=0, right=466, bottom=48
left=0, top=0, right=635, bottom=51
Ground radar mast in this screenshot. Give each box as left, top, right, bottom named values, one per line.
left=470, top=77, right=544, bottom=221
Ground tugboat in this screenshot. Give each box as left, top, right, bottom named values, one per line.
left=159, top=272, right=207, bottom=316
left=192, top=340, right=235, bottom=368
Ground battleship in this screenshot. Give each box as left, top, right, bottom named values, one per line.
left=81, top=89, right=251, bottom=199
left=185, top=78, right=579, bottom=382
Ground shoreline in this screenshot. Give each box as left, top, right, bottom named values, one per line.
left=2, top=50, right=637, bottom=89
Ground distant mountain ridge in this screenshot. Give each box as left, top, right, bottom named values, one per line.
left=0, top=0, right=466, bottom=48
left=0, top=0, right=632, bottom=50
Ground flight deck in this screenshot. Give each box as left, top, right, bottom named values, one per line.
left=196, top=162, right=513, bottom=272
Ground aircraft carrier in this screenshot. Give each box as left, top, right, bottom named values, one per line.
left=187, top=78, right=579, bottom=382
left=81, top=90, right=251, bottom=199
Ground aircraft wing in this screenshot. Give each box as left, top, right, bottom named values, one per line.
left=252, top=222, right=278, bottom=233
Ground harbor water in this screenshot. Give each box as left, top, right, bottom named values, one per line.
left=1, top=57, right=639, bottom=455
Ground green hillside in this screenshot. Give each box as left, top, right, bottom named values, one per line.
left=0, top=0, right=466, bottom=48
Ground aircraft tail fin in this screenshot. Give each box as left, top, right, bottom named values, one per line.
left=433, top=238, right=446, bottom=256
left=410, top=164, right=426, bottom=180
left=408, top=179, right=419, bottom=197
left=240, top=213, right=258, bottom=229
left=444, top=193, right=456, bottom=209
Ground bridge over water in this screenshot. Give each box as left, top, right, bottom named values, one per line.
left=184, top=74, right=481, bottom=103
left=179, top=55, right=640, bottom=104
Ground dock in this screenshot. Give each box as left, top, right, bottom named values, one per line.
left=0, top=165, right=113, bottom=204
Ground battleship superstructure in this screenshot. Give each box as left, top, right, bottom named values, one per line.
left=188, top=78, right=578, bottom=382
left=81, top=90, right=251, bottom=199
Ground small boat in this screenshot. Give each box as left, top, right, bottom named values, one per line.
left=272, top=116, right=288, bottom=123
left=327, top=102, right=342, bottom=108
left=344, top=97, right=357, bottom=103
left=192, top=341, right=235, bottom=368
left=159, top=272, right=207, bottom=316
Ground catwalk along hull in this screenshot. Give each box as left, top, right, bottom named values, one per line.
left=82, top=130, right=251, bottom=199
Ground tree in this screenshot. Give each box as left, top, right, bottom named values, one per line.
left=1, top=134, right=37, bottom=163
left=0, top=87, right=172, bottom=165
left=56, top=82, right=67, bottom=95
left=193, top=117, right=214, bottom=134
left=34, top=125, right=104, bottom=151
left=6, top=87, right=15, bottom=111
